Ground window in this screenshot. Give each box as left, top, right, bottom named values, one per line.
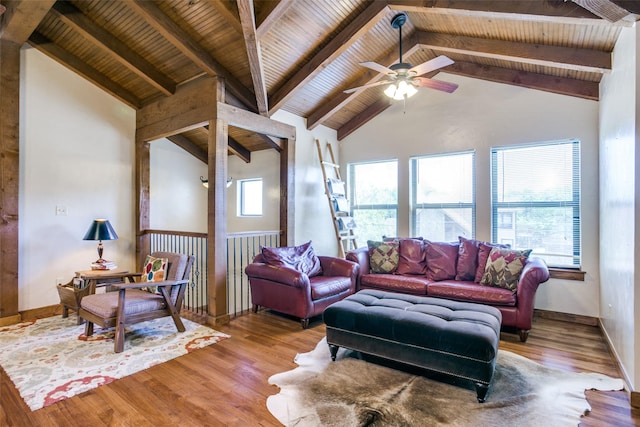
left=348, top=160, right=398, bottom=242
left=238, top=178, right=263, bottom=216
left=410, top=151, right=475, bottom=241
left=491, top=140, right=580, bottom=268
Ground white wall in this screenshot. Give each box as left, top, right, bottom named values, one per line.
left=341, top=73, right=600, bottom=317
left=19, top=47, right=136, bottom=311
left=599, top=25, right=637, bottom=390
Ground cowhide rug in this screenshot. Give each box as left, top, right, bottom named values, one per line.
left=267, top=338, right=624, bottom=426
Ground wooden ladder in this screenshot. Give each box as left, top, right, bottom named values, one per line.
left=315, top=139, right=357, bottom=258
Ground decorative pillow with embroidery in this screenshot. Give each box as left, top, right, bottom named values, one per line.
left=367, top=240, right=399, bottom=274
left=141, top=255, right=168, bottom=294
left=474, top=242, right=512, bottom=283
left=261, top=241, right=323, bottom=277
left=480, top=247, right=532, bottom=291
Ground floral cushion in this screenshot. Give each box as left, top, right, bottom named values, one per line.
left=141, top=255, right=168, bottom=294
left=480, top=247, right=532, bottom=291
left=474, top=242, right=512, bottom=283
left=368, top=240, right=399, bottom=274
left=261, top=241, right=323, bottom=277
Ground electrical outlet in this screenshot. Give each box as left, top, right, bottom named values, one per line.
left=55, top=205, right=68, bottom=216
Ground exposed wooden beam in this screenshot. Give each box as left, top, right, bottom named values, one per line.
left=306, top=37, right=421, bottom=130
left=123, top=0, right=258, bottom=111
left=204, top=0, right=243, bottom=34
left=416, top=31, right=611, bottom=74
left=444, top=61, right=600, bottom=100
left=137, top=77, right=219, bottom=142
left=0, top=0, right=55, bottom=44
left=50, top=2, right=176, bottom=96
left=217, top=102, right=295, bottom=143
left=227, top=137, right=251, bottom=163
left=572, top=0, right=638, bottom=22
left=166, top=134, right=207, bottom=164
left=337, top=97, right=392, bottom=141
left=269, top=1, right=389, bottom=115
left=256, top=0, right=295, bottom=39
left=226, top=88, right=282, bottom=150
left=388, top=0, right=624, bottom=24
left=237, top=0, right=269, bottom=115
left=28, top=32, right=142, bottom=109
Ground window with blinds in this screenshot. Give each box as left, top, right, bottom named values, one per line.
left=410, top=151, right=476, bottom=241
left=491, top=140, right=581, bottom=268
left=348, top=160, right=398, bottom=242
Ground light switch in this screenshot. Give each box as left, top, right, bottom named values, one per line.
left=56, top=205, right=68, bottom=216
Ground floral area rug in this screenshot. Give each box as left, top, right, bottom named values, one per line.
left=0, top=315, right=229, bottom=411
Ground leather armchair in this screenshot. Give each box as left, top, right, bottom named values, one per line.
left=245, top=254, right=359, bottom=328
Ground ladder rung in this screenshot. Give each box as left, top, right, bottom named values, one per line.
left=321, top=160, right=340, bottom=169
left=339, top=235, right=357, bottom=241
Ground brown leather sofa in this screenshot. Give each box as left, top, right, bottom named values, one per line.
left=245, top=242, right=359, bottom=328
left=346, top=237, right=549, bottom=342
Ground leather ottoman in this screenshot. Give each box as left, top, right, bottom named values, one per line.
left=323, top=289, right=502, bottom=402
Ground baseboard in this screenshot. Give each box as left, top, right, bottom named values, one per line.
left=598, top=318, right=638, bottom=408
left=534, top=309, right=598, bottom=326
left=207, top=313, right=230, bottom=327
left=20, top=304, right=62, bottom=322
left=631, top=391, right=640, bottom=409
left=0, top=314, right=21, bottom=326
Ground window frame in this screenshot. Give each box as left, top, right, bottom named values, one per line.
left=238, top=178, right=263, bottom=217
left=490, top=139, right=581, bottom=268
left=410, top=150, right=476, bottom=240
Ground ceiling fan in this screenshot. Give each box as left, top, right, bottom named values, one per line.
left=344, top=12, right=458, bottom=100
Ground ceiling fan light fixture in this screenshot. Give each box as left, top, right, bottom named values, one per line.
left=385, top=78, right=417, bottom=100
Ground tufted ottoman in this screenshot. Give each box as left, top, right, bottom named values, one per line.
left=323, top=289, right=502, bottom=402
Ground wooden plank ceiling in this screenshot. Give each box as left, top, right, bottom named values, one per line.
left=2, top=0, right=638, bottom=161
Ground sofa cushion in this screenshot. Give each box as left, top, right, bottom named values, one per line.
left=474, top=242, right=511, bottom=283
left=480, top=247, right=532, bottom=291
left=367, top=240, right=399, bottom=273
left=310, top=275, right=352, bottom=300
left=425, top=241, right=459, bottom=281
left=360, top=273, right=429, bottom=295
left=455, top=236, right=480, bottom=281
left=261, top=241, right=323, bottom=277
left=396, top=239, right=427, bottom=275
left=427, top=280, right=517, bottom=306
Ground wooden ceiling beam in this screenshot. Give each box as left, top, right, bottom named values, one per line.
left=28, top=32, right=142, bottom=109
left=217, top=102, right=295, bottom=142
left=388, top=0, right=632, bottom=26
left=50, top=2, right=176, bottom=96
left=0, top=0, right=55, bottom=44
left=256, top=0, right=295, bottom=39
left=444, top=61, right=600, bottom=100
left=167, top=134, right=208, bottom=164
left=237, top=0, right=268, bottom=115
left=227, top=137, right=251, bottom=163
left=204, top=0, right=243, bottom=34
left=269, top=1, right=389, bottom=116
left=416, top=31, right=611, bottom=74
left=572, top=0, right=638, bottom=22
left=123, top=0, right=258, bottom=111
left=306, top=36, right=421, bottom=130
left=337, top=97, right=392, bottom=141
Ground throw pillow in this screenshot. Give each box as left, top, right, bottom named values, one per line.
left=141, top=255, right=168, bottom=294
left=425, top=241, right=459, bottom=281
left=261, top=241, right=323, bottom=277
left=396, top=238, right=427, bottom=275
left=480, top=247, right=532, bottom=291
left=367, top=240, right=399, bottom=274
left=474, top=242, right=511, bottom=283
left=455, top=236, right=480, bottom=281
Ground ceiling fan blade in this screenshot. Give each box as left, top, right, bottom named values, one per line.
left=413, top=77, right=459, bottom=93
left=343, top=80, right=391, bottom=94
left=409, top=55, right=455, bottom=77
left=359, top=61, right=395, bottom=75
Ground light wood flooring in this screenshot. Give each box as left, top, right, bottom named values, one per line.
left=1, top=310, right=638, bottom=426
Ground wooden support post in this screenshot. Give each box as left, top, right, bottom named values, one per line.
left=0, top=40, right=21, bottom=325
left=207, top=78, right=230, bottom=326
left=135, top=139, right=151, bottom=267
left=280, top=138, right=295, bottom=246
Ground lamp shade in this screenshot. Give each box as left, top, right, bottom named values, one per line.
left=83, top=219, right=118, bottom=241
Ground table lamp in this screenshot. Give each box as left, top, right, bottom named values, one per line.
left=83, top=219, right=118, bottom=264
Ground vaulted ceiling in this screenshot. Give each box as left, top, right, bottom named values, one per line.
left=1, top=0, right=638, bottom=162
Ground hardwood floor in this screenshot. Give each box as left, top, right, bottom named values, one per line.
left=1, top=310, right=638, bottom=426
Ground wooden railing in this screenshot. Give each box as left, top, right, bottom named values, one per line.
left=146, top=229, right=280, bottom=318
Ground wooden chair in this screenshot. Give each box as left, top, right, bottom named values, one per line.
left=78, top=252, right=194, bottom=353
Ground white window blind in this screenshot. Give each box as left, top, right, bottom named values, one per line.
left=491, top=140, right=581, bottom=268
left=410, top=151, right=475, bottom=241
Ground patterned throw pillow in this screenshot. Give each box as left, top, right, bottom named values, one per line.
left=141, top=255, right=168, bottom=294
left=480, top=247, right=532, bottom=291
left=367, top=240, right=399, bottom=274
